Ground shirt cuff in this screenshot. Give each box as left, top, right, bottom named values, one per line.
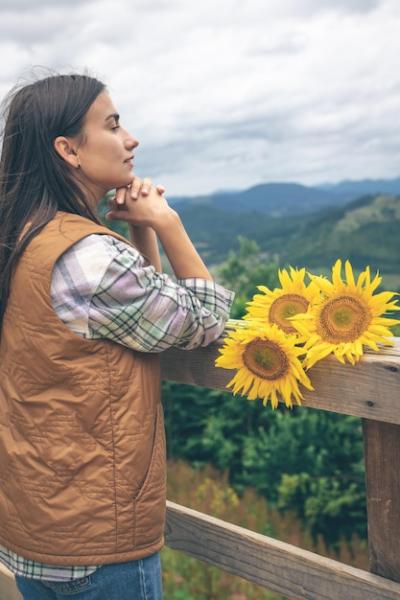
left=175, top=277, right=235, bottom=319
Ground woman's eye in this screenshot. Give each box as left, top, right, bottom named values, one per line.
left=112, top=125, right=120, bottom=130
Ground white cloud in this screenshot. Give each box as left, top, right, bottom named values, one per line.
left=0, top=0, right=399, bottom=194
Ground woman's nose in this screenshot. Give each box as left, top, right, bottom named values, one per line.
left=126, top=136, right=139, bottom=150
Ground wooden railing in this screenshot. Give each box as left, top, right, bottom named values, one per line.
left=161, top=335, right=400, bottom=600
left=1, top=334, right=400, bottom=599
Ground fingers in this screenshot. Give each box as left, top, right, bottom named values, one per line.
left=140, top=177, right=152, bottom=196
left=132, top=177, right=151, bottom=200
left=130, top=177, right=143, bottom=200
left=106, top=208, right=129, bottom=221
left=107, top=192, right=123, bottom=212
left=115, top=187, right=127, bottom=207
left=107, top=178, right=166, bottom=217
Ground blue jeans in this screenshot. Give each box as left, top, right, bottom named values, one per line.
left=15, top=551, right=163, bottom=599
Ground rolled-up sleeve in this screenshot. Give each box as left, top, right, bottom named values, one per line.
left=87, top=240, right=235, bottom=353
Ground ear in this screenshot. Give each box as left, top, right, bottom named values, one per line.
left=53, top=136, right=80, bottom=168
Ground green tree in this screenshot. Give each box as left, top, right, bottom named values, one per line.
left=162, top=381, right=366, bottom=551
left=214, top=235, right=279, bottom=318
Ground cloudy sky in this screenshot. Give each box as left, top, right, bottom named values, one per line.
left=1, top=0, right=400, bottom=195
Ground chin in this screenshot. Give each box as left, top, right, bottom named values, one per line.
left=119, top=173, right=135, bottom=187
left=106, top=174, right=134, bottom=190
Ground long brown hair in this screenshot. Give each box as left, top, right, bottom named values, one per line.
left=0, top=68, right=106, bottom=336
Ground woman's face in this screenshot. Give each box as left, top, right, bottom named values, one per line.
left=70, top=90, right=138, bottom=201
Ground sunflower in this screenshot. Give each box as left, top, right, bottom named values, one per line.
left=243, top=266, right=321, bottom=336
left=288, top=259, right=400, bottom=369
left=215, top=322, right=314, bottom=408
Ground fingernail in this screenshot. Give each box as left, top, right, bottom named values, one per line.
left=131, top=192, right=138, bottom=199
left=117, top=197, right=123, bottom=205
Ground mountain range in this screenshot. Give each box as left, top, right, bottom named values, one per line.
left=169, top=176, right=400, bottom=217
left=166, top=178, right=400, bottom=288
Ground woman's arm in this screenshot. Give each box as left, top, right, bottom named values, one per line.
left=128, top=224, right=162, bottom=272
left=112, top=177, right=164, bottom=271
left=155, top=211, right=213, bottom=281
left=51, top=234, right=235, bottom=354
left=108, top=182, right=214, bottom=281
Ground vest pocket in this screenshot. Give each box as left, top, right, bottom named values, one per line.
left=131, top=403, right=167, bottom=548
left=133, top=402, right=165, bottom=502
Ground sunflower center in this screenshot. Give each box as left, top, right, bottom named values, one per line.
left=242, top=338, right=289, bottom=380
left=317, top=295, right=371, bottom=343
left=269, top=294, right=309, bottom=333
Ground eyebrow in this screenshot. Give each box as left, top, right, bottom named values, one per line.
left=105, top=113, right=120, bottom=122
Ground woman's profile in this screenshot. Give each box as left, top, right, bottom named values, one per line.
left=0, top=68, right=234, bottom=600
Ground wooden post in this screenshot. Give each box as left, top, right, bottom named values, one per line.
left=363, top=419, right=400, bottom=582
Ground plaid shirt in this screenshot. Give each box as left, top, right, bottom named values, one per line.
left=1, top=233, right=235, bottom=581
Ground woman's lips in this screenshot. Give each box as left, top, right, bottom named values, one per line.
left=124, top=159, right=134, bottom=168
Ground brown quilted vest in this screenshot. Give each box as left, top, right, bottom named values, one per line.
left=0, top=211, right=166, bottom=565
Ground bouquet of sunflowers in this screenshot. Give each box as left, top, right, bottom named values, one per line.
left=215, top=259, right=400, bottom=409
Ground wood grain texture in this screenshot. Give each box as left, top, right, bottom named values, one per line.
left=363, top=419, right=400, bottom=583
left=165, top=501, right=400, bottom=599
left=161, top=336, right=400, bottom=424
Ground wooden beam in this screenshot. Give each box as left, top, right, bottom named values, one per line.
left=161, top=337, right=400, bottom=424
left=363, top=419, right=400, bottom=582
left=165, top=501, right=400, bottom=600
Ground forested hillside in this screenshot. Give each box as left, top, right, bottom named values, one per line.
left=176, top=194, right=400, bottom=284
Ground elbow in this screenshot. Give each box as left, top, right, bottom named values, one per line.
left=176, top=314, right=228, bottom=350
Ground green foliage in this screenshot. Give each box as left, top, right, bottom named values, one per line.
left=162, top=380, right=367, bottom=550
left=97, top=193, right=129, bottom=238
left=214, top=236, right=279, bottom=318
left=179, top=195, right=400, bottom=287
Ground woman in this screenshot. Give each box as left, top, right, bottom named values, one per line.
left=0, top=71, right=234, bottom=599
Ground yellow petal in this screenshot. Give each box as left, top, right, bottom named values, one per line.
left=332, top=259, right=343, bottom=287
left=357, top=271, right=368, bottom=289
left=257, top=285, right=272, bottom=294
left=345, top=260, right=355, bottom=287
left=371, top=291, right=398, bottom=304
left=278, top=269, right=292, bottom=289
left=368, top=271, right=382, bottom=294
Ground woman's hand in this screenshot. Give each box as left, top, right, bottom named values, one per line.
left=106, top=177, right=175, bottom=228
left=107, top=177, right=165, bottom=213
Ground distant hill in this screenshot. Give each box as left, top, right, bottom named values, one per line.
left=169, top=176, right=400, bottom=217
left=171, top=183, right=341, bottom=217
left=281, top=195, right=400, bottom=274
left=170, top=183, right=344, bottom=217
left=317, top=177, right=400, bottom=199
left=177, top=194, right=400, bottom=281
